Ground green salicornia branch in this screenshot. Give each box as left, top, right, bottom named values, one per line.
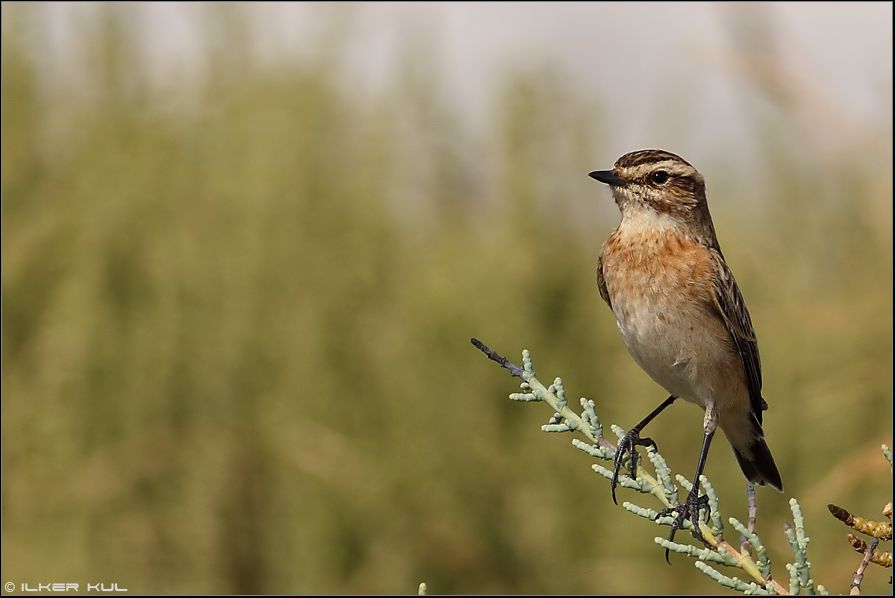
left=471, top=339, right=802, bottom=595
left=731, top=515, right=771, bottom=579
left=783, top=498, right=824, bottom=595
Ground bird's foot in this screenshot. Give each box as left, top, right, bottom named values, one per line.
left=610, top=428, right=658, bottom=505
left=656, top=487, right=712, bottom=563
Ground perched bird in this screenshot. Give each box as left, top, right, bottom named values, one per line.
left=589, top=149, right=783, bottom=552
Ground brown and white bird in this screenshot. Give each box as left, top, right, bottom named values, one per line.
left=589, top=149, right=783, bottom=551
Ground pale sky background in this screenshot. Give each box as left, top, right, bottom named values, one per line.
left=15, top=2, right=895, bottom=171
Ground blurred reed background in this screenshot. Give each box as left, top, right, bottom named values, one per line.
left=2, top=3, right=891, bottom=594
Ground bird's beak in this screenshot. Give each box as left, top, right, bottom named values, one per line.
left=588, top=169, right=626, bottom=187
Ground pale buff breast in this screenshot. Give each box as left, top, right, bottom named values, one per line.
left=600, top=223, right=746, bottom=410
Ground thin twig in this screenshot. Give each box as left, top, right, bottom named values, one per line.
left=847, top=534, right=892, bottom=568
left=471, top=337, right=524, bottom=378
left=747, top=483, right=757, bottom=533
left=849, top=537, right=879, bottom=595
left=741, top=482, right=757, bottom=554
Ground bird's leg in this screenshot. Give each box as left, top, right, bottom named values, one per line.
left=658, top=407, right=718, bottom=563
left=611, top=395, right=677, bottom=504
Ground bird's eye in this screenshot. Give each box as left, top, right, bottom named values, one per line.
left=650, top=170, right=669, bottom=185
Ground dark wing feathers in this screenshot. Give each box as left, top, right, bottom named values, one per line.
left=597, top=251, right=612, bottom=309
left=708, top=249, right=765, bottom=423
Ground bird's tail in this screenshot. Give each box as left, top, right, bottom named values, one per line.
left=723, top=413, right=783, bottom=492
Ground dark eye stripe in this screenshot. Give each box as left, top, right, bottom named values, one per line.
left=671, top=175, right=702, bottom=193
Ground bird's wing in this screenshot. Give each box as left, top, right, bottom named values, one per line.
left=597, top=251, right=612, bottom=309
left=708, top=249, right=766, bottom=422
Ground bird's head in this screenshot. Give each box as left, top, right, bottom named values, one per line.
left=589, top=149, right=708, bottom=221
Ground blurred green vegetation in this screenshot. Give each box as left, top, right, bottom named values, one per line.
left=2, top=5, right=891, bottom=595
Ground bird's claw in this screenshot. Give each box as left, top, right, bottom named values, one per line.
left=656, top=487, right=712, bottom=563
left=610, top=428, right=658, bottom=504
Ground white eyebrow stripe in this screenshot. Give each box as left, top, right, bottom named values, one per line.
left=627, top=160, right=695, bottom=178
left=652, top=160, right=694, bottom=175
